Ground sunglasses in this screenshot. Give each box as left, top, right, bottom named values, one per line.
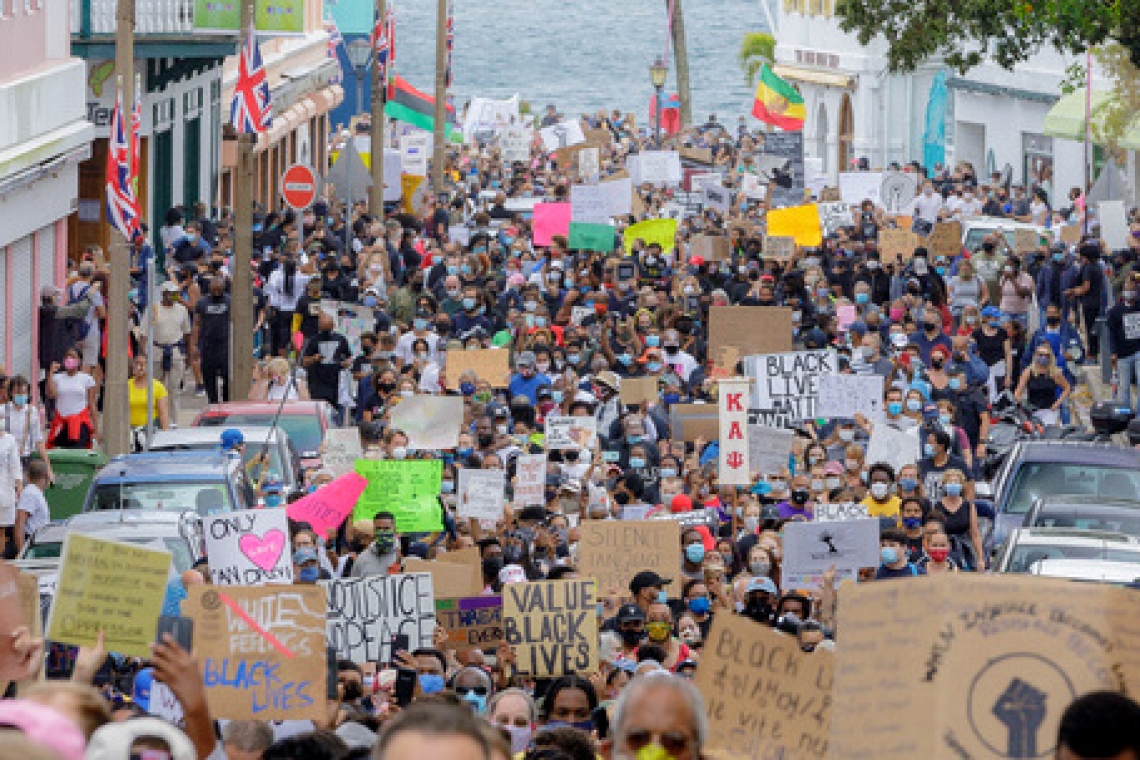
left=623, top=729, right=694, bottom=756
left=455, top=685, right=489, bottom=697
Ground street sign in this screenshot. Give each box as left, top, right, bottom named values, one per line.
left=281, top=164, right=317, bottom=210
left=324, top=140, right=373, bottom=203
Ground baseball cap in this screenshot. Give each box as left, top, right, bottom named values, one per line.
left=133, top=667, right=155, bottom=710
left=688, top=255, right=706, bottom=266
left=220, top=428, right=244, bottom=450
left=670, top=493, right=693, bottom=513
left=517, top=350, right=536, bottom=367
left=616, top=603, right=646, bottom=623
left=87, top=718, right=196, bottom=760
left=981, top=306, right=1003, bottom=319
left=746, top=577, right=778, bottom=595
left=630, top=571, right=672, bottom=595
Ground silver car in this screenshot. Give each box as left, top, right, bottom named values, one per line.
left=992, top=527, right=1140, bottom=581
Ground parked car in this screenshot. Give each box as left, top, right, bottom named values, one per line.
left=193, top=401, right=336, bottom=471
left=81, top=450, right=254, bottom=515
left=960, top=218, right=1050, bottom=254
left=978, top=440, right=1140, bottom=551
left=992, top=527, right=1140, bottom=574
left=148, top=426, right=302, bottom=495
left=1027, top=558, right=1140, bottom=585
left=1024, top=495, right=1140, bottom=538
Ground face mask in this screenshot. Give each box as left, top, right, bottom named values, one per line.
left=945, top=482, right=963, bottom=497
left=298, top=566, right=320, bottom=582
left=902, top=516, right=922, bottom=530
left=392, top=446, right=408, bottom=460
left=629, top=457, right=646, bottom=469
left=12, top=394, right=27, bottom=407
left=880, top=546, right=899, bottom=565
left=948, top=377, right=961, bottom=391
left=1035, top=355, right=1050, bottom=366
left=619, top=628, right=645, bottom=646
left=899, top=477, right=918, bottom=491
left=548, top=719, right=594, bottom=733
left=689, top=596, right=711, bottom=615
left=939, top=413, right=952, bottom=426
left=855, top=292, right=870, bottom=305
left=376, top=531, right=396, bottom=554
left=414, top=318, right=429, bottom=331
left=749, top=560, right=771, bottom=577
left=419, top=674, right=446, bottom=694
left=838, top=429, right=855, bottom=442
left=506, top=725, right=534, bottom=755
left=923, top=443, right=935, bottom=458
left=925, top=322, right=939, bottom=333
left=906, top=399, right=922, bottom=412
left=887, top=402, right=903, bottom=416
left=64, top=357, right=80, bottom=371
left=928, top=547, right=950, bottom=563
left=684, top=544, right=706, bottom=564
left=791, top=489, right=810, bottom=505
left=265, top=494, right=282, bottom=507
left=567, top=353, right=581, bottom=365
left=744, top=516, right=760, bottom=532
left=646, top=621, right=671, bottom=642
left=441, top=480, right=455, bottom=494
left=870, top=482, right=891, bottom=500
left=462, top=691, right=487, bottom=714
left=342, top=682, right=363, bottom=702
left=811, top=479, right=825, bottom=492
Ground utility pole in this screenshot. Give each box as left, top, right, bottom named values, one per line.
left=105, top=0, right=134, bottom=457
left=431, top=0, right=446, bottom=195
left=670, top=0, right=692, bottom=127
left=369, top=0, right=387, bottom=217
left=231, top=3, right=255, bottom=399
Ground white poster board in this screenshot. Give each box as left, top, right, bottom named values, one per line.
left=500, top=127, right=531, bottom=163
left=389, top=395, right=464, bottom=450
left=324, top=573, right=436, bottom=663
left=748, top=425, right=795, bottom=476
left=782, top=518, right=881, bottom=589
left=838, top=172, right=883, bottom=206
left=745, top=350, right=838, bottom=427
left=703, top=183, right=733, bottom=214
left=865, top=424, right=922, bottom=473
left=457, top=468, right=506, bottom=521
left=400, top=133, right=431, bottom=176
left=818, top=201, right=853, bottom=235
left=545, top=416, right=598, bottom=450
left=570, top=184, right=612, bottom=224
left=1099, top=200, right=1130, bottom=250
left=203, top=509, right=294, bottom=586
left=322, top=427, right=364, bottom=479
left=628, top=151, right=683, bottom=186
left=513, top=454, right=547, bottom=507
left=816, top=374, right=884, bottom=420
left=539, top=120, right=586, bottom=153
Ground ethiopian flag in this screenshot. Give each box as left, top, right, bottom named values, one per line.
left=384, top=76, right=460, bottom=141
left=751, top=64, right=805, bottom=131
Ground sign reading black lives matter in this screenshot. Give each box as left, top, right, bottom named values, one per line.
left=323, top=573, right=436, bottom=663
left=745, top=350, right=837, bottom=428
left=504, top=579, right=597, bottom=678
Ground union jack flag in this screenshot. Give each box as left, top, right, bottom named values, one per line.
left=230, top=20, right=272, bottom=134
left=129, top=83, right=141, bottom=199
left=371, top=7, right=395, bottom=87
left=444, top=3, right=454, bottom=88
left=324, top=13, right=344, bottom=84
left=105, top=87, right=141, bottom=242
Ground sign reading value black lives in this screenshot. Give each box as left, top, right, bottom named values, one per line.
left=745, top=350, right=837, bottom=427
left=323, top=573, right=435, bottom=664
left=504, top=579, right=597, bottom=678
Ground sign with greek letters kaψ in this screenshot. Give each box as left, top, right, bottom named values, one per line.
left=503, top=579, right=596, bottom=678
left=323, top=573, right=436, bottom=664
left=203, top=508, right=294, bottom=586
left=746, top=350, right=838, bottom=427
left=719, top=378, right=752, bottom=485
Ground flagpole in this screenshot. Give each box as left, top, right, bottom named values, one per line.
left=369, top=0, right=387, bottom=218
left=140, top=70, right=154, bottom=449
left=106, top=1, right=135, bottom=457
left=431, top=0, right=446, bottom=195
left=232, top=3, right=256, bottom=402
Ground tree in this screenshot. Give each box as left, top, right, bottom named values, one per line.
left=738, top=32, right=776, bottom=87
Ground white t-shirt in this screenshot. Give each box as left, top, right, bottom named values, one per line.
left=1, top=403, right=43, bottom=457
left=53, top=372, right=96, bottom=417
left=913, top=193, right=944, bottom=223
left=17, top=483, right=49, bottom=538
left=395, top=330, right=440, bottom=365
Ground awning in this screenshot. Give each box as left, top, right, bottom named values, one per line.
left=772, top=64, right=854, bottom=89
left=1043, top=88, right=1140, bottom=151
left=253, top=85, right=345, bottom=154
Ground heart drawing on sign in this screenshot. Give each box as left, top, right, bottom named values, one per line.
left=238, top=529, right=287, bottom=572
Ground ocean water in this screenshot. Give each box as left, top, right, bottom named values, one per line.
left=389, top=0, right=767, bottom=123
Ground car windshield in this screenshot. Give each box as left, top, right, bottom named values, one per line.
left=1031, top=508, right=1140, bottom=536
left=1007, top=544, right=1140, bottom=573
left=24, top=536, right=195, bottom=573
left=89, top=482, right=232, bottom=515
left=1006, top=464, right=1140, bottom=514
left=152, top=441, right=287, bottom=484
left=199, top=414, right=321, bottom=457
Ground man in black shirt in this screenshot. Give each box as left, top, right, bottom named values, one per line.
left=1108, top=271, right=1140, bottom=411
left=1065, top=243, right=1106, bottom=362
left=303, top=312, right=351, bottom=422
left=193, top=276, right=231, bottom=404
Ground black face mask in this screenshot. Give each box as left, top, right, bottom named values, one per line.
left=743, top=599, right=774, bottom=625
left=503, top=545, right=523, bottom=564
left=791, top=489, right=810, bottom=505
left=478, top=432, right=495, bottom=447
left=349, top=539, right=366, bottom=553
left=613, top=491, right=631, bottom=505
left=342, top=682, right=363, bottom=702
left=619, top=628, right=646, bottom=646
left=1046, top=316, right=1061, bottom=327
left=377, top=382, right=396, bottom=394
left=482, top=556, right=504, bottom=579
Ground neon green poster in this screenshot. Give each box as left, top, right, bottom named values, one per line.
left=194, top=0, right=304, bottom=34
left=353, top=459, right=444, bottom=532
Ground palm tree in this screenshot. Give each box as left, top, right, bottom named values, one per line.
left=738, top=32, right=776, bottom=86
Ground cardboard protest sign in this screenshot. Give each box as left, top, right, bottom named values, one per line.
left=865, top=424, right=921, bottom=473
left=1014, top=227, right=1040, bottom=254
left=402, top=558, right=481, bottom=599
left=185, top=585, right=326, bottom=721
left=748, top=424, right=794, bottom=476
left=782, top=518, right=880, bottom=589
left=504, top=579, right=597, bottom=678
left=446, top=348, right=511, bottom=389
left=435, top=596, right=504, bottom=650
left=692, top=235, right=732, bottom=262
left=880, top=228, right=919, bottom=260
left=1059, top=224, right=1081, bottom=244
left=763, top=235, right=796, bottom=259
left=695, top=613, right=833, bottom=760
left=545, top=416, right=597, bottom=450
left=204, top=509, right=293, bottom=586
left=324, top=572, right=435, bottom=664
left=577, top=521, right=679, bottom=597
left=286, top=473, right=367, bottom=538
left=710, top=306, right=793, bottom=358
left=354, top=459, right=443, bottom=531
left=390, top=395, right=464, bottom=450
left=832, top=575, right=1140, bottom=760
left=679, top=146, right=714, bottom=164
left=457, top=468, right=505, bottom=521
left=815, top=373, right=884, bottom=420
left=745, top=350, right=838, bottom=427
left=436, top=545, right=483, bottom=577
left=718, top=378, right=752, bottom=486
left=928, top=221, right=962, bottom=259
left=670, top=404, right=719, bottom=442
left=321, top=428, right=363, bottom=478
left=814, top=502, right=871, bottom=521
left=619, top=376, right=659, bottom=407
left=513, top=453, right=547, bottom=507
left=47, top=534, right=171, bottom=657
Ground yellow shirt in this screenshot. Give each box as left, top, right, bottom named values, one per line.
left=861, top=494, right=901, bottom=520
left=128, top=379, right=168, bottom=427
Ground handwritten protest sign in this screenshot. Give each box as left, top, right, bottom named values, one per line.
left=695, top=613, right=833, bottom=760
left=816, top=373, right=883, bottom=420
left=710, top=307, right=793, bottom=357
left=321, top=428, right=363, bottom=478
left=568, top=222, right=615, bottom=252
left=670, top=404, right=719, bottom=442
left=628, top=150, right=682, bottom=185
left=866, top=424, right=921, bottom=473
left=504, top=579, right=597, bottom=678
left=880, top=228, right=919, bottom=260
left=185, top=585, right=326, bottom=721
left=814, top=502, right=871, bottom=522
left=619, top=376, right=659, bottom=407
left=703, top=183, right=732, bottom=213
left=204, top=509, right=293, bottom=586
left=513, top=453, right=547, bottom=507
left=1014, top=227, right=1040, bottom=254
left=928, top=221, right=962, bottom=259
left=570, top=184, right=612, bottom=223
left=539, top=120, right=586, bottom=152
left=47, top=534, right=171, bottom=657
left=763, top=235, right=796, bottom=259
left=692, top=235, right=732, bottom=262
left=719, top=378, right=752, bottom=486
left=832, top=575, right=1140, bottom=760
left=545, top=416, right=597, bottom=450
left=403, top=558, right=481, bottom=599
left=838, top=171, right=883, bottom=206
left=457, top=468, right=505, bottom=521
left=324, top=572, right=435, bottom=664
left=818, top=201, right=852, bottom=235
left=746, top=350, right=838, bottom=427
left=437, top=546, right=483, bottom=578
left=767, top=204, right=822, bottom=247
left=446, top=348, right=511, bottom=389
left=390, top=395, right=464, bottom=450
left=354, top=459, right=443, bottom=531
left=748, top=424, right=794, bottom=476
left=435, top=596, right=504, bottom=650
left=286, top=473, right=367, bottom=538
left=782, top=519, right=880, bottom=589
left=578, top=521, right=679, bottom=597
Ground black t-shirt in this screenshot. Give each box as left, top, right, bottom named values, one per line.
left=971, top=327, right=1008, bottom=367
left=919, top=454, right=970, bottom=501
left=304, top=330, right=350, bottom=400
left=1079, top=261, right=1104, bottom=308
left=294, top=295, right=324, bottom=340
left=195, top=294, right=231, bottom=351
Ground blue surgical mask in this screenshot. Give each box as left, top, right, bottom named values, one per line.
left=442, top=480, right=455, bottom=493
left=880, top=546, right=899, bottom=565
left=460, top=382, right=476, bottom=396
left=647, top=361, right=663, bottom=373
left=939, top=413, right=952, bottom=425
left=902, top=516, right=922, bottom=529
left=646, top=335, right=661, bottom=347
left=662, top=392, right=680, bottom=405
left=460, top=265, right=472, bottom=275
left=551, top=390, right=564, bottom=403
left=855, top=292, right=870, bottom=305
left=936, top=266, right=946, bottom=276
left=626, top=435, right=642, bottom=445
left=363, top=295, right=379, bottom=308
left=447, top=265, right=459, bottom=275
left=12, top=394, right=27, bottom=407
left=899, top=477, right=918, bottom=491
left=888, top=402, right=903, bottom=416
left=689, top=596, right=711, bottom=615
left=948, top=378, right=961, bottom=390
left=265, top=494, right=282, bottom=507
left=656, top=590, right=669, bottom=604
left=660, top=467, right=677, bottom=479
left=463, top=297, right=477, bottom=310
left=298, top=566, right=320, bottom=582
left=547, top=720, right=594, bottom=733
left=535, top=316, right=548, bottom=328
left=685, top=544, right=706, bottom=563
left=414, top=317, right=429, bottom=331
left=923, top=443, right=935, bottom=457
left=945, top=482, right=963, bottom=497
left=418, top=674, right=446, bottom=694
left=567, top=354, right=581, bottom=365
left=906, top=399, right=922, bottom=412
left=619, top=353, right=633, bottom=365
left=457, top=447, right=474, bottom=459
left=630, top=457, right=646, bottom=469
left=462, top=691, right=487, bottom=714
left=1053, top=253, right=1064, bottom=263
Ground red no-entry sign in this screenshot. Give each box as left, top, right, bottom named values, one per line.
left=281, top=164, right=317, bottom=210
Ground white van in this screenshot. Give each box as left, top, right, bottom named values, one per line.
left=960, top=217, right=1051, bottom=254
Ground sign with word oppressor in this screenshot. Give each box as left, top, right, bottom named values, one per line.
left=323, top=573, right=435, bottom=664
left=718, top=378, right=752, bottom=486
left=185, top=585, right=326, bottom=721
left=435, top=596, right=504, bottom=650
left=504, top=579, right=597, bottom=678
left=203, top=509, right=294, bottom=586
left=577, top=521, right=679, bottom=597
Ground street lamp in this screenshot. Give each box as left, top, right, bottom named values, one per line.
left=346, top=39, right=373, bottom=116
left=650, top=58, right=668, bottom=148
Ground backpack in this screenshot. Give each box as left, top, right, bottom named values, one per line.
left=64, top=284, right=92, bottom=341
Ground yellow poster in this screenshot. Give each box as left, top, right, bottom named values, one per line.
left=767, top=203, right=823, bottom=247
left=401, top=174, right=428, bottom=215
left=622, top=218, right=678, bottom=254
left=47, top=534, right=172, bottom=657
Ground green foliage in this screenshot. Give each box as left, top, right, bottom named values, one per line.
left=1092, top=44, right=1140, bottom=156
left=738, top=32, right=776, bottom=86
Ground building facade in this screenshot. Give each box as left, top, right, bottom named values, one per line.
left=0, top=0, right=94, bottom=379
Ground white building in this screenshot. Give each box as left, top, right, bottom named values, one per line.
left=770, top=0, right=1137, bottom=202
left=0, top=0, right=94, bottom=378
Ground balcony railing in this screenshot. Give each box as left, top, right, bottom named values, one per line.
left=72, top=0, right=196, bottom=37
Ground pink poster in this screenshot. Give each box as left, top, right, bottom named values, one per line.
left=286, top=473, right=368, bottom=537
left=533, top=203, right=572, bottom=247
left=837, top=304, right=857, bottom=331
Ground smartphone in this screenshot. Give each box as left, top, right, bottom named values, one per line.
left=617, top=263, right=635, bottom=280
left=155, top=616, right=194, bottom=651
left=394, top=667, right=417, bottom=707
left=327, top=646, right=339, bottom=700
left=390, top=633, right=410, bottom=666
